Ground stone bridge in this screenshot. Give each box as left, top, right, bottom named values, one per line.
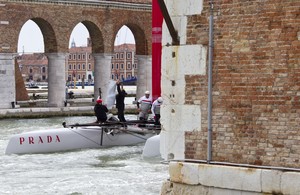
left=0, top=0, right=152, bottom=108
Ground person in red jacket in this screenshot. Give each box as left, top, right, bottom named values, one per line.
left=94, top=98, right=108, bottom=123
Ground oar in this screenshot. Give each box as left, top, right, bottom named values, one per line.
left=62, top=119, right=157, bottom=128
left=62, top=121, right=124, bottom=128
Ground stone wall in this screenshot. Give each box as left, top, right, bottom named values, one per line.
left=184, top=0, right=300, bottom=168
left=161, top=162, right=300, bottom=195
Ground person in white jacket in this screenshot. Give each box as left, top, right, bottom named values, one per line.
left=151, top=97, right=163, bottom=125
left=137, top=91, right=152, bottom=120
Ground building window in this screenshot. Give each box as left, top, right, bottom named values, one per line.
left=127, top=53, right=131, bottom=59
left=73, top=64, right=76, bottom=70
left=121, top=63, right=124, bottom=69
left=78, top=64, right=81, bottom=70
left=82, top=63, right=85, bottom=70
left=111, top=74, right=114, bottom=80
left=127, top=62, right=131, bottom=69
left=116, top=53, right=119, bottom=59
left=42, top=75, right=46, bottom=80
left=88, top=54, right=91, bottom=60
left=69, top=64, right=72, bottom=70
left=121, top=74, right=124, bottom=80
left=127, top=74, right=131, bottom=78
left=88, top=63, right=91, bottom=70
left=42, top=67, right=46, bottom=73
left=120, top=53, right=124, bottom=59
left=116, top=63, right=119, bottom=69
left=78, top=54, right=81, bottom=60
left=82, top=54, right=85, bottom=60
left=78, top=74, right=81, bottom=80
left=29, top=68, right=33, bottom=73
left=69, top=54, right=72, bottom=60
left=111, top=64, right=114, bottom=69
left=73, top=54, right=76, bottom=60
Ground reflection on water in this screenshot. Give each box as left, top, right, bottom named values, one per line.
left=0, top=116, right=168, bottom=195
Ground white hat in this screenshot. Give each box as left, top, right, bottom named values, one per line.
left=145, top=91, right=150, bottom=94
left=157, top=97, right=163, bottom=103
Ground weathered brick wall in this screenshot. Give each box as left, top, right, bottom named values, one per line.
left=0, top=0, right=151, bottom=55
left=113, top=0, right=151, bottom=3
left=185, top=0, right=300, bottom=168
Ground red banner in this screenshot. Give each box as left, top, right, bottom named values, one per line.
left=152, top=0, right=163, bottom=101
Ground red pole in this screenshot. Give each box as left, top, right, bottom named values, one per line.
left=152, top=0, right=163, bottom=101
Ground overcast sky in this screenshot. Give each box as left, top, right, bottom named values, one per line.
left=17, top=20, right=135, bottom=53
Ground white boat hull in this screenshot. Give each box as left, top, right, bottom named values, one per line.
left=5, top=126, right=156, bottom=155
left=142, top=134, right=161, bottom=158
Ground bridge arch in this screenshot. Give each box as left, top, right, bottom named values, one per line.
left=0, top=0, right=151, bottom=108
left=81, top=21, right=104, bottom=54
left=31, top=18, right=57, bottom=53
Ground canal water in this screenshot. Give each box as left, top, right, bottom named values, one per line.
left=0, top=116, right=168, bottom=195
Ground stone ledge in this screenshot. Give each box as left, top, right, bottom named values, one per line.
left=167, top=162, right=300, bottom=195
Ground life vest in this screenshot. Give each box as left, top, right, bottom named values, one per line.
left=138, top=96, right=152, bottom=112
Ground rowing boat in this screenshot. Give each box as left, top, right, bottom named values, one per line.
left=5, top=120, right=160, bottom=155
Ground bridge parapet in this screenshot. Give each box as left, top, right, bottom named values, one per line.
left=2, top=0, right=152, bottom=10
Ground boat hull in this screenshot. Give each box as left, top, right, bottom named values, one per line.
left=5, top=126, right=156, bottom=154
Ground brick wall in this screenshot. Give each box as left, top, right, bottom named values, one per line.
left=0, top=1, right=151, bottom=55
left=185, top=0, right=300, bottom=168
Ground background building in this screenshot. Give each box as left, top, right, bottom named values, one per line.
left=66, top=38, right=94, bottom=85
left=111, top=43, right=137, bottom=82
left=16, top=53, right=48, bottom=82
left=16, top=40, right=138, bottom=87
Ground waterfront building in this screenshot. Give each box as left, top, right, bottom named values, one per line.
left=16, top=53, right=48, bottom=82
left=17, top=39, right=137, bottom=86
left=111, top=43, right=138, bottom=82
left=66, top=38, right=94, bottom=85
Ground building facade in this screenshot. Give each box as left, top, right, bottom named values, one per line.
left=17, top=41, right=137, bottom=86
left=66, top=39, right=94, bottom=85
left=16, top=53, right=48, bottom=82
left=111, top=43, right=138, bottom=81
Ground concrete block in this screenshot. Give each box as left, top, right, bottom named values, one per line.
left=261, top=170, right=282, bottom=193
left=166, top=0, right=203, bottom=16
left=169, top=162, right=184, bottom=183
left=162, top=16, right=187, bottom=45
left=182, top=162, right=200, bottom=184
left=198, top=164, right=262, bottom=192
left=281, top=172, right=300, bottom=195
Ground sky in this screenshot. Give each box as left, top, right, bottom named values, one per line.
left=17, top=20, right=135, bottom=53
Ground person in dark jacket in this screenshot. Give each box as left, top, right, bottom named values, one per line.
left=115, top=80, right=127, bottom=123
left=94, top=98, right=108, bottom=123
